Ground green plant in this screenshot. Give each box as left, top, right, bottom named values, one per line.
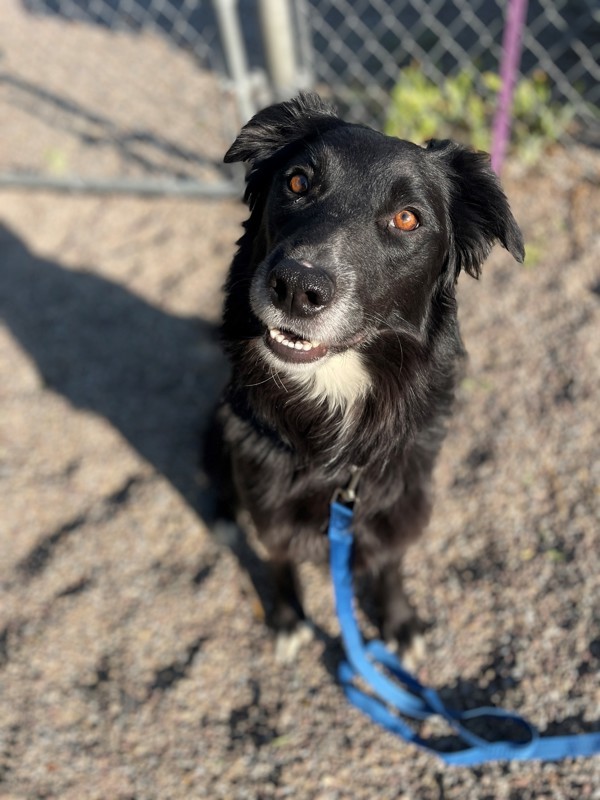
left=384, top=66, right=575, bottom=164
left=45, top=147, right=69, bottom=175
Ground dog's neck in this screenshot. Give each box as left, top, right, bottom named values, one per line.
left=228, top=341, right=420, bottom=475
left=224, top=287, right=464, bottom=475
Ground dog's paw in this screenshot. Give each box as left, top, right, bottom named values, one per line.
left=384, top=616, right=428, bottom=671
left=387, top=630, right=427, bottom=672
left=274, top=621, right=314, bottom=664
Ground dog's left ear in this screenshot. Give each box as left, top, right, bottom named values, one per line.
left=224, top=92, right=340, bottom=166
left=427, top=139, right=525, bottom=280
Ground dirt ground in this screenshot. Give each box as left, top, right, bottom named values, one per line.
left=1, top=151, right=599, bottom=800
left=1, top=4, right=600, bottom=800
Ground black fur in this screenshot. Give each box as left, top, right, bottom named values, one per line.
left=214, top=93, right=524, bottom=647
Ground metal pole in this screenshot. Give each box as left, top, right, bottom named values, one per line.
left=212, top=0, right=256, bottom=123
left=258, top=0, right=299, bottom=98
left=295, top=0, right=315, bottom=89
left=0, top=174, right=241, bottom=198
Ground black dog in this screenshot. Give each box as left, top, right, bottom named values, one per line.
left=213, top=93, right=524, bottom=660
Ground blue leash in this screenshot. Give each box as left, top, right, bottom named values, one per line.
left=328, top=500, right=600, bottom=766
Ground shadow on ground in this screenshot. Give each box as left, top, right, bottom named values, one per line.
left=0, top=220, right=277, bottom=616
left=0, top=222, right=225, bottom=507
left=0, top=73, right=228, bottom=181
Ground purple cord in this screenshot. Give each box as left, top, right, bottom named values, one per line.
left=491, top=0, right=529, bottom=174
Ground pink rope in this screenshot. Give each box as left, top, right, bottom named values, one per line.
left=491, top=0, right=529, bottom=174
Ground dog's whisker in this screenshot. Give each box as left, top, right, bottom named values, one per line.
left=362, top=312, right=406, bottom=372
left=224, top=278, right=252, bottom=293
left=271, top=367, right=288, bottom=393
left=243, top=374, right=279, bottom=388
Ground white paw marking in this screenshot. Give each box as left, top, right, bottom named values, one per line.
left=275, top=621, right=314, bottom=664
left=398, top=633, right=427, bottom=673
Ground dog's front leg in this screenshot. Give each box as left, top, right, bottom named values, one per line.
left=270, top=559, right=304, bottom=630
left=270, top=559, right=313, bottom=663
left=374, top=561, right=426, bottom=669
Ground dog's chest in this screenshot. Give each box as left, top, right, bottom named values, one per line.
left=290, top=350, right=372, bottom=412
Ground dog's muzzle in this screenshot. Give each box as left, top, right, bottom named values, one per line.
left=258, top=258, right=335, bottom=364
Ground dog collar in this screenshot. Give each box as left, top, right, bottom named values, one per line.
left=331, top=465, right=362, bottom=507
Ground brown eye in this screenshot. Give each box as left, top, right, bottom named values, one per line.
left=391, top=209, right=419, bottom=231
left=289, top=173, right=310, bottom=194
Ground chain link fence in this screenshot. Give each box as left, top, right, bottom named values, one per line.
left=0, top=0, right=598, bottom=196
left=302, top=0, right=599, bottom=139
left=0, top=0, right=247, bottom=195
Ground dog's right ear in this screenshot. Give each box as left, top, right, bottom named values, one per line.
left=224, top=92, right=340, bottom=166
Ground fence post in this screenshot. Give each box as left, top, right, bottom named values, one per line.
left=212, top=0, right=256, bottom=123
left=258, top=0, right=300, bottom=99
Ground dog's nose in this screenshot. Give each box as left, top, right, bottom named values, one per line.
left=268, top=259, right=335, bottom=318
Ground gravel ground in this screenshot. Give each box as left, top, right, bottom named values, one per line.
left=1, top=5, right=599, bottom=799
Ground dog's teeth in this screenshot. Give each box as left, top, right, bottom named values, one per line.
left=269, top=328, right=322, bottom=352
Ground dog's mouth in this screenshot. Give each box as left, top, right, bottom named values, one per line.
left=265, top=327, right=329, bottom=364
left=263, top=326, right=368, bottom=364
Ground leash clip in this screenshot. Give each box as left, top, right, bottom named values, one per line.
left=332, top=465, right=362, bottom=507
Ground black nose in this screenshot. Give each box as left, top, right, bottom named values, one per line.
left=267, top=259, right=335, bottom=318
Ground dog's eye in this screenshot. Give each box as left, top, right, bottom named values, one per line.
left=390, top=209, right=420, bottom=231
left=288, top=173, right=310, bottom=195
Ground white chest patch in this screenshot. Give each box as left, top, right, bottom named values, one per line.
left=293, top=350, right=372, bottom=412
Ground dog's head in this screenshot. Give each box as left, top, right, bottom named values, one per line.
left=224, top=93, right=524, bottom=376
